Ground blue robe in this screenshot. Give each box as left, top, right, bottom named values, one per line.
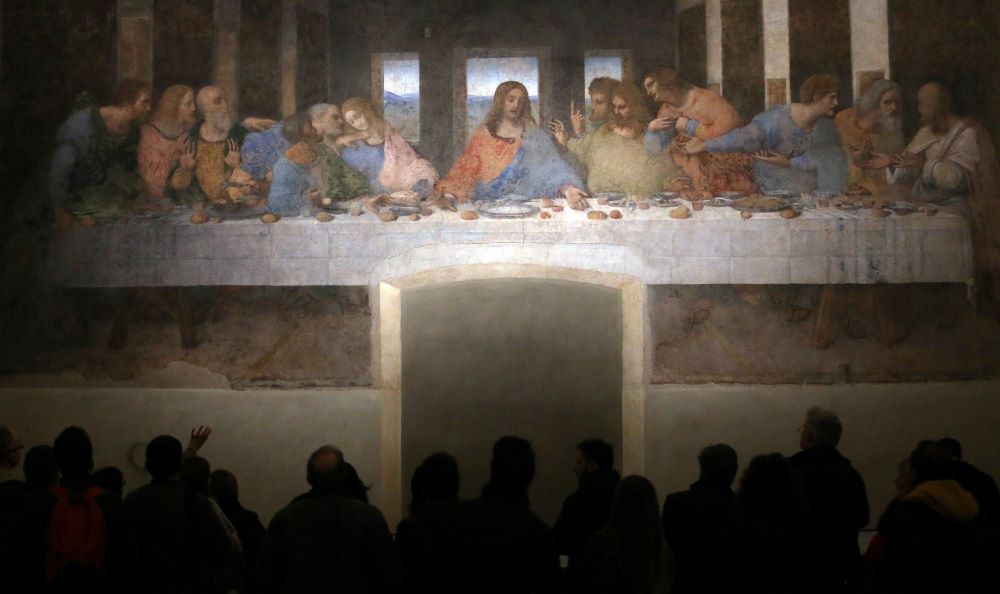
left=704, top=105, right=847, bottom=193
left=474, top=127, right=583, bottom=200
left=267, top=155, right=316, bottom=217
left=341, top=142, right=388, bottom=194
left=241, top=124, right=288, bottom=181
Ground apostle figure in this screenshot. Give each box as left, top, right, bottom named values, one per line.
left=549, top=77, right=616, bottom=150
left=170, top=85, right=275, bottom=204
left=682, top=74, right=847, bottom=194
left=266, top=112, right=325, bottom=217
left=643, top=71, right=754, bottom=193
left=438, top=81, right=588, bottom=208
left=49, top=79, right=152, bottom=228
left=887, top=83, right=1000, bottom=304
left=834, top=79, right=905, bottom=194
left=337, top=97, right=438, bottom=197
left=137, top=84, right=197, bottom=208
left=551, top=82, right=680, bottom=194
left=310, top=104, right=370, bottom=202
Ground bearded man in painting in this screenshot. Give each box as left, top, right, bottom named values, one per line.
left=834, top=78, right=905, bottom=194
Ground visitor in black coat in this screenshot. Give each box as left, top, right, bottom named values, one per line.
left=789, top=407, right=869, bottom=594
left=553, top=438, right=620, bottom=576
left=576, top=475, right=673, bottom=594
left=456, top=436, right=559, bottom=594
left=254, top=445, right=401, bottom=594
left=661, top=443, right=740, bottom=594
left=211, top=470, right=266, bottom=574
left=937, top=437, right=1000, bottom=517
left=737, top=453, right=808, bottom=594
left=396, top=452, right=467, bottom=594
left=864, top=441, right=991, bottom=594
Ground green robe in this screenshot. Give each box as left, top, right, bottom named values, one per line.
left=315, top=143, right=370, bottom=201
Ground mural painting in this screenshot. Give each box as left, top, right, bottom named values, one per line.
left=1, top=0, right=999, bottom=387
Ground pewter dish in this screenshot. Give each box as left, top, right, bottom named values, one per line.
left=498, top=193, right=532, bottom=203
left=389, top=206, right=420, bottom=216
left=477, top=202, right=540, bottom=219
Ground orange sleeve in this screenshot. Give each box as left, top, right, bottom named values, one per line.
left=693, top=90, right=742, bottom=140
left=436, top=133, right=484, bottom=202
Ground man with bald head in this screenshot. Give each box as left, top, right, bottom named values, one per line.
left=255, top=445, right=401, bottom=593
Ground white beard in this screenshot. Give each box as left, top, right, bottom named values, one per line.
left=205, top=111, right=233, bottom=131
left=878, top=113, right=902, bottom=135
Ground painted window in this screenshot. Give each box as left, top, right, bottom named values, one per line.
left=583, top=51, right=630, bottom=117
left=376, top=53, right=420, bottom=143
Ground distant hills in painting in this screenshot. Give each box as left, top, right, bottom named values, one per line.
left=383, top=92, right=540, bottom=143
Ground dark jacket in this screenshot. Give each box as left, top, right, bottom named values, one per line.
left=662, top=480, right=740, bottom=594
left=865, top=479, right=990, bottom=594
left=1, top=479, right=30, bottom=594
left=456, top=483, right=560, bottom=594
left=789, top=445, right=869, bottom=592
left=254, top=492, right=401, bottom=594
left=576, top=529, right=672, bottom=594
left=396, top=496, right=468, bottom=594
left=553, top=468, right=620, bottom=573
left=121, top=478, right=235, bottom=594
left=947, top=459, right=1000, bottom=517
left=215, top=498, right=265, bottom=573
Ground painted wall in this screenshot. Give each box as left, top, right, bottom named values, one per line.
left=400, top=279, right=623, bottom=524
left=0, top=386, right=382, bottom=524
left=3, top=380, right=998, bottom=528
left=644, top=381, right=1000, bottom=529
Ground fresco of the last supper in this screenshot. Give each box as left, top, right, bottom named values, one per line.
left=1, top=2, right=998, bottom=592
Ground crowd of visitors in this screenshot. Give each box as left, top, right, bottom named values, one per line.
left=1, top=407, right=997, bottom=594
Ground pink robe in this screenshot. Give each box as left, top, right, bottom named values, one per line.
left=379, top=128, right=438, bottom=192
left=138, top=124, right=184, bottom=199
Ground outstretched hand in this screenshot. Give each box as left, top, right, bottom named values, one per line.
left=547, top=119, right=569, bottom=146
left=188, top=425, right=212, bottom=453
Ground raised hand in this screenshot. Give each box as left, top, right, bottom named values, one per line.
left=179, top=137, right=195, bottom=170
left=570, top=100, right=586, bottom=137
left=224, top=138, right=241, bottom=169
left=188, top=425, right=212, bottom=454
left=547, top=119, right=569, bottom=146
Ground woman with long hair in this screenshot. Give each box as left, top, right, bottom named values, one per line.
left=577, top=475, right=673, bottom=594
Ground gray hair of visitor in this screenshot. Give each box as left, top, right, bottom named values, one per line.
left=804, top=407, right=843, bottom=447
left=855, top=79, right=902, bottom=118
left=307, top=103, right=336, bottom=123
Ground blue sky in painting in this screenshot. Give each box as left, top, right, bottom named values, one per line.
left=383, top=58, right=420, bottom=97
left=467, top=57, right=539, bottom=98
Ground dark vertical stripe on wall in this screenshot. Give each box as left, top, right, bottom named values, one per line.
left=0, top=0, right=117, bottom=199
left=721, top=0, right=764, bottom=121
left=889, top=0, right=1000, bottom=142
left=677, top=3, right=707, bottom=87
left=296, top=6, right=329, bottom=110
left=153, top=0, right=214, bottom=94
left=240, top=0, right=281, bottom=119
left=789, top=0, right=852, bottom=106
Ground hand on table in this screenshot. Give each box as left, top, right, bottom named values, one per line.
left=428, top=194, right=457, bottom=212
left=563, top=186, right=589, bottom=210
